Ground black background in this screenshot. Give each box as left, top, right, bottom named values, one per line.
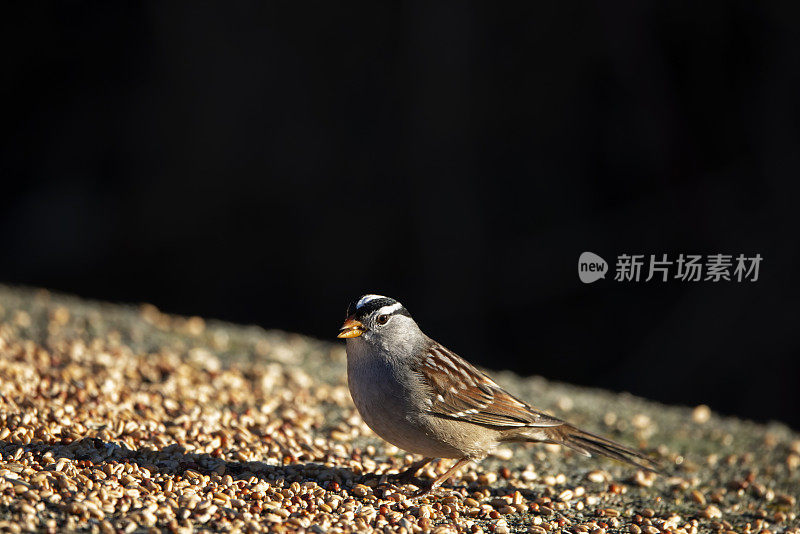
left=3, top=3, right=799, bottom=428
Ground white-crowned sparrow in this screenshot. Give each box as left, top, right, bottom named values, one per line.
left=338, top=294, right=657, bottom=493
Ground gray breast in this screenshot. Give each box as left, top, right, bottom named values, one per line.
left=346, top=343, right=463, bottom=458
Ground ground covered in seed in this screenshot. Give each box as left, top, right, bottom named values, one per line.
left=0, top=286, right=797, bottom=534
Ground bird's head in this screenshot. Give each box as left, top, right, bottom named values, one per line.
left=337, top=294, right=420, bottom=348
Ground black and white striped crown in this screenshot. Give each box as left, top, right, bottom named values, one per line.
left=347, top=294, right=411, bottom=320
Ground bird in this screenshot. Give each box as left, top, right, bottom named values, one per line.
left=337, top=294, right=657, bottom=494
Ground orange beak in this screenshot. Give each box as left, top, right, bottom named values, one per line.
left=337, top=316, right=365, bottom=338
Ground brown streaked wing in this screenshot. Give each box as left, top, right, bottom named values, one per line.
left=414, top=344, right=565, bottom=429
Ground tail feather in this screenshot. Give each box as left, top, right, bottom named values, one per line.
left=543, top=424, right=659, bottom=472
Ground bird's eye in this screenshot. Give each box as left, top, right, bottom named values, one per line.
left=376, top=314, right=389, bottom=325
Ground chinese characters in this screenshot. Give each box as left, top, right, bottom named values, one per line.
left=613, top=254, right=762, bottom=282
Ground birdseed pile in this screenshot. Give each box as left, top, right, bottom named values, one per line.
left=0, top=286, right=798, bottom=533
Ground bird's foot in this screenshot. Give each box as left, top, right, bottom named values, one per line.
left=391, top=457, right=434, bottom=485
left=410, top=482, right=435, bottom=498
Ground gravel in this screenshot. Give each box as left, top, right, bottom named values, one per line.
left=0, top=285, right=797, bottom=533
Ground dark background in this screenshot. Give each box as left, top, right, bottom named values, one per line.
left=3, top=3, right=799, bottom=428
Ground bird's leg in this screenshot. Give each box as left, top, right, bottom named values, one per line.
left=414, top=458, right=471, bottom=496
left=394, top=457, right=434, bottom=483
